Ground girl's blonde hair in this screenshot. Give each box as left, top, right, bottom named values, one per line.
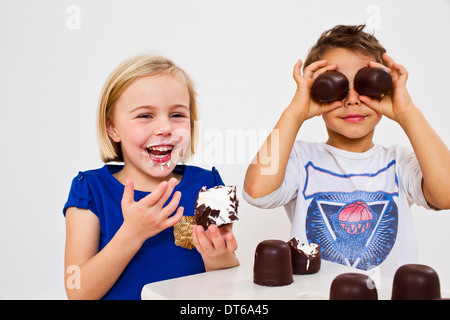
left=97, top=54, right=198, bottom=163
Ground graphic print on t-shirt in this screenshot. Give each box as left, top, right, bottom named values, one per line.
left=303, top=160, right=399, bottom=270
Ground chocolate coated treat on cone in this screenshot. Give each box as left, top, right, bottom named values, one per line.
left=194, top=185, right=238, bottom=229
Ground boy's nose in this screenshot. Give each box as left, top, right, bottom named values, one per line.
left=344, top=88, right=360, bottom=107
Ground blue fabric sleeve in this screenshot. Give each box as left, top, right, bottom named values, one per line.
left=63, top=172, right=94, bottom=216
left=211, top=166, right=225, bottom=186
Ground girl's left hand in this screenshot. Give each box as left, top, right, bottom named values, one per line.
left=192, top=224, right=238, bottom=258
left=359, top=53, right=416, bottom=124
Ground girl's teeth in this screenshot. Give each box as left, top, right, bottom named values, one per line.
left=150, top=146, right=172, bottom=151
left=147, top=145, right=173, bottom=150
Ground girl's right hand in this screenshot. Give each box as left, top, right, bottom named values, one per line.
left=120, top=177, right=183, bottom=244
left=288, top=59, right=343, bottom=121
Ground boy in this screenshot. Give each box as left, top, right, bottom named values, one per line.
left=243, top=25, right=450, bottom=275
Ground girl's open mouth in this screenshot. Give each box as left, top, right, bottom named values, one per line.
left=145, top=144, right=174, bottom=164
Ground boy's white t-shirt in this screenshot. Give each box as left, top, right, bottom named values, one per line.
left=243, top=141, right=432, bottom=276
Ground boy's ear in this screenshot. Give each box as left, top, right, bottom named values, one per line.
left=106, top=119, right=121, bottom=143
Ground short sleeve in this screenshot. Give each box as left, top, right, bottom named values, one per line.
left=242, top=185, right=287, bottom=209
left=242, top=141, right=303, bottom=209
left=62, top=172, right=94, bottom=216
left=211, top=166, right=225, bottom=186
left=396, top=147, right=434, bottom=210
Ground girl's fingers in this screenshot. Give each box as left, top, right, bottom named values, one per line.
left=192, top=225, right=200, bottom=249
left=208, top=225, right=226, bottom=251
left=141, top=177, right=178, bottom=208
left=217, top=225, right=238, bottom=252
left=153, top=178, right=181, bottom=216
left=155, top=177, right=179, bottom=209
left=161, top=206, right=184, bottom=229
left=121, top=178, right=135, bottom=209
left=141, top=180, right=168, bottom=207
left=159, top=178, right=177, bottom=206
left=161, top=190, right=182, bottom=218
left=193, top=225, right=212, bottom=253
left=224, top=232, right=238, bottom=253
left=193, top=224, right=237, bottom=256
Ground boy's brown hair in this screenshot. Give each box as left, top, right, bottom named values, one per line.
left=304, top=24, right=387, bottom=69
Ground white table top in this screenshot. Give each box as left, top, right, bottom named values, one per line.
left=141, top=260, right=397, bottom=300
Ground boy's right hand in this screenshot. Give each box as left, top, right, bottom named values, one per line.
left=120, top=178, right=183, bottom=244
left=289, top=59, right=343, bottom=121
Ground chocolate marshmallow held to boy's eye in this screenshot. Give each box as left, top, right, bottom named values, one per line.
left=311, top=70, right=349, bottom=103
left=194, top=185, right=239, bottom=229
left=354, top=67, right=392, bottom=99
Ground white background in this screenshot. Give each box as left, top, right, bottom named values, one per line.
left=0, top=0, right=449, bottom=299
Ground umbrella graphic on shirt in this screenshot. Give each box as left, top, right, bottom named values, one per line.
left=303, top=161, right=399, bottom=270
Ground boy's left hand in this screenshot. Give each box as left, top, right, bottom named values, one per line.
left=359, top=53, right=416, bottom=124
left=192, top=224, right=237, bottom=258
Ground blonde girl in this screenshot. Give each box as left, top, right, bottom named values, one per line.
left=63, top=54, right=239, bottom=300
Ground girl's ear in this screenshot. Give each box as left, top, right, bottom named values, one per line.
left=106, top=119, right=121, bottom=143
